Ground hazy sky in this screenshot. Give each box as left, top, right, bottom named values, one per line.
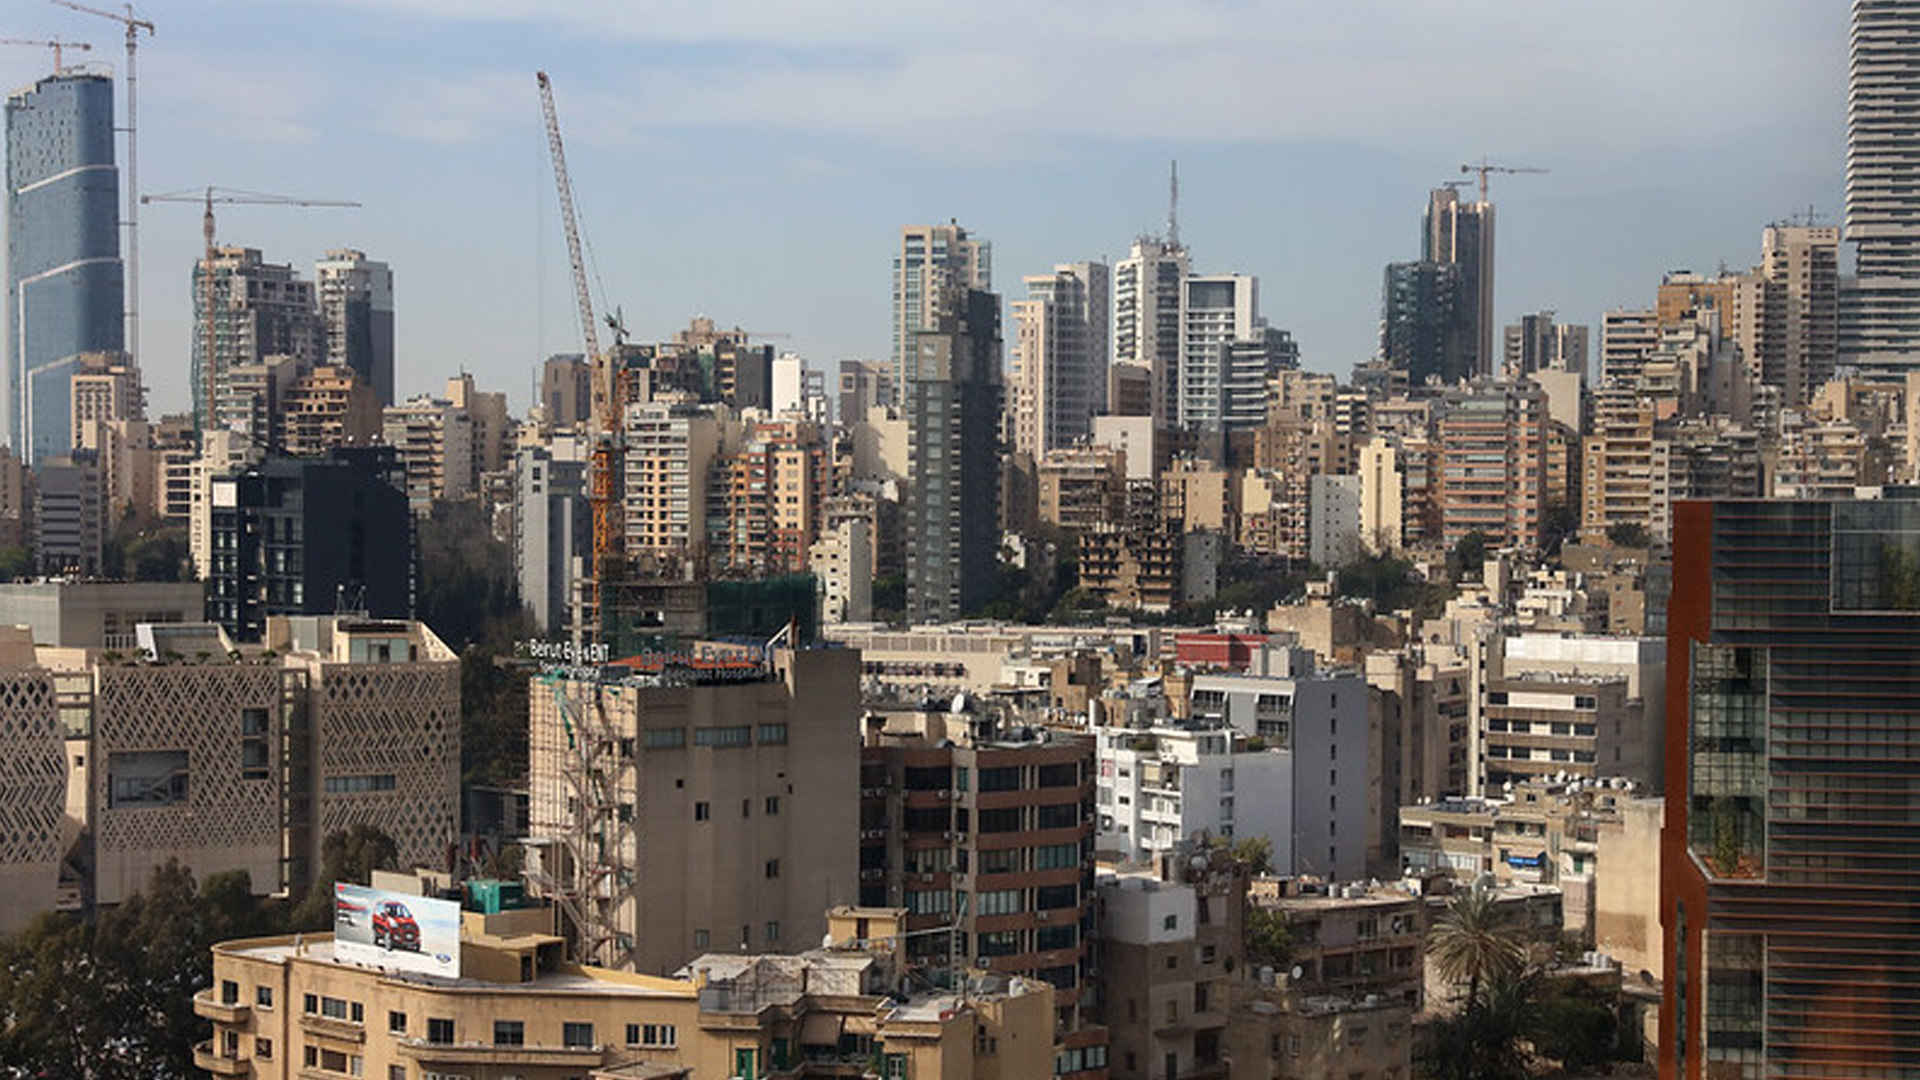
left=3, top=0, right=1847, bottom=416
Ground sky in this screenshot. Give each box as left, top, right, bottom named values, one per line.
left=3, top=0, right=1849, bottom=417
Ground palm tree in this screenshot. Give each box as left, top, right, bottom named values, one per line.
left=1428, top=880, right=1525, bottom=1012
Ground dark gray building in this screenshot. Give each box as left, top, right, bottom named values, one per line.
left=906, top=286, right=1001, bottom=624
left=906, top=286, right=1006, bottom=622
left=206, top=447, right=411, bottom=641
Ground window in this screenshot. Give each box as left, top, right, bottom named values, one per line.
left=1036, top=802, right=1079, bottom=829
left=979, top=847, right=1021, bottom=874
left=694, top=725, right=752, bottom=748
left=1163, top=914, right=1179, bottom=931
left=256, top=985, right=273, bottom=1009
left=1035, top=842, right=1079, bottom=870
left=757, top=723, right=788, bottom=745
left=427, top=1018, right=455, bottom=1045
left=694, top=929, right=710, bottom=950
left=977, top=889, right=1022, bottom=915
left=765, top=796, right=781, bottom=815
left=221, top=979, right=239, bottom=1005
left=323, top=774, right=396, bottom=794
left=629, top=1023, right=677, bottom=1048
left=304, top=993, right=318, bottom=1014
left=494, top=1020, right=524, bottom=1046
left=765, top=921, right=780, bottom=942
left=563, top=1022, right=594, bottom=1048
left=643, top=727, right=686, bottom=749
left=694, top=801, right=710, bottom=821
left=320, top=996, right=350, bottom=1021
left=389, top=1067, right=405, bottom=1080
left=388, top=1011, right=406, bottom=1034
left=979, top=766, right=1022, bottom=792
left=255, top=1037, right=272, bottom=1060
left=765, top=859, right=781, bottom=879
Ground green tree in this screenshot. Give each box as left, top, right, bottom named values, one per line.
left=1428, top=881, right=1526, bottom=1012
left=1531, top=982, right=1620, bottom=1071
left=871, top=571, right=906, bottom=625
left=292, top=824, right=400, bottom=930
left=1606, top=521, right=1651, bottom=549
left=464, top=646, right=532, bottom=788
left=1446, top=530, right=1489, bottom=583
left=1415, top=971, right=1539, bottom=1080
left=416, top=500, right=536, bottom=651
left=0, top=545, right=32, bottom=582
left=1244, top=906, right=1292, bottom=969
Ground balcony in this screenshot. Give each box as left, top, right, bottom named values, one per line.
left=193, top=990, right=250, bottom=1024
left=193, top=1041, right=250, bottom=1076
left=299, top=1014, right=365, bottom=1043
left=394, top=1038, right=605, bottom=1067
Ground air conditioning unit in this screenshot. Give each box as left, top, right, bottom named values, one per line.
left=976, top=956, right=992, bottom=968
left=944, top=831, right=959, bottom=841
left=921, top=873, right=934, bottom=883
left=1037, top=910, right=1050, bottom=921
left=938, top=789, right=952, bottom=800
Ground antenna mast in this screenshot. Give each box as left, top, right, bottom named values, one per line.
left=1167, top=159, right=1180, bottom=250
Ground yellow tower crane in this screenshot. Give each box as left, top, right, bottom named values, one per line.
left=1459, top=157, right=1548, bottom=203
left=0, top=36, right=90, bottom=74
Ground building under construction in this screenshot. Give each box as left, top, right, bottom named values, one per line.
left=526, top=642, right=860, bottom=974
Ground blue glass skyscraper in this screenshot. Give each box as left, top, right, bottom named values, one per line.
left=5, top=73, right=125, bottom=465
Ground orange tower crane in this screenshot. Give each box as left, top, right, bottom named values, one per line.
left=1459, top=158, right=1548, bottom=203
left=0, top=36, right=90, bottom=74
left=537, top=71, right=623, bottom=641
left=140, top=186, right=358, bottom=438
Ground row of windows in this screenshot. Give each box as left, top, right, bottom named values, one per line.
left=646, top=722, right=789, bottom=750
left=323, top=774, right=396, bottom=794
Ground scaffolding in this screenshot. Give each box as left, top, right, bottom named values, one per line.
left=527, top=673, right=635, bottom=969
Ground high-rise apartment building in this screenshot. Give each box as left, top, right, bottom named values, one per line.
left=1436, top=382, right=1547, bottom=548
left=1503, top=311, right=1589, bottom=377
left=513, top=442, right=589, bottom=635
left=6, top=74, right=125, bottom=465
left=1844, top=1, right=1920, bottom=371
left=529, top=646, right=860, bottom=974
left=1425, top=186, right=1493, bottom=378
left=1601, top=309, right=1660, bottom=386
left=1113, top=236, right=1190, bottom=428
left=314, top=248, right=394, bottom=405
left=206, top=449, right=413, bottom=641
left=1662, top=492, right=1920, bottom=1079
left=906, top=287, right=1002, bottom=624
left=858, top=709, right=1102, bottom=1068
left=1753, top=224, right=1840, bottom=407
left=1008, top=261, right=1109, bottom=459
left=891, top=223, right=990, bottom=401
left=192, top=247, right=323, bottom=432
left=1179, top=274, right=1285, bottom=430
left=1381, top=261, right=1466, bottom=386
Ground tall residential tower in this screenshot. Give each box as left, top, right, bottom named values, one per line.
left=1844, top=0, right=1920, bottom=371
left=5, top=73, right=125, bottom=464
left=315, top=248, right=395, bottom=405
left=890, top=223, right=990, bottom=404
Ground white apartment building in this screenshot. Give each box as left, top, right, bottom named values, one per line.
left=1097, top=724, right=1292, bottom=868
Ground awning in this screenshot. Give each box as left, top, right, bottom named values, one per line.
left=799, top=1012, right=845, bottom=1046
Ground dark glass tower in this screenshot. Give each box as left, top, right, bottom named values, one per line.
left=1663, top=494, right=1920, bottom=1079
left=5, top=74, right=125, bottom=464
left=905, top=286, right=1002, bottom=624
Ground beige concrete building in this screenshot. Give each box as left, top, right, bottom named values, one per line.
left=622, top=400, right=729, bottom=567
left=0, top=628, right=68, bottom=933
left=1593, top=795, right=1663, bottom=982
left=1096, top=858, right=1245, bottom=1079
left=382, top=395, right=476, bottom=512
left=196, top=904, right=1058, bottom=1080
left=528, top=646, right=860, bottom=975
left=280, top=364, right=381, bottom=457
left=1357, top=437, right=1403, bottom=554
left=1038, top=445, right=1127, bottom=534
left=1250, top=881, right=1424, bottom=1009
left=1008, top=262, right=1109, bottom=460
left=0, top=616, right=458, bottom=918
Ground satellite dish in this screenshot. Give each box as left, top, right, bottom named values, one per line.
left=950, top=694, right=968, bottom=714
left=1289, top=965, right=1304, bottom=981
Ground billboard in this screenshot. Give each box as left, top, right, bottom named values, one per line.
left=332, top=883, right=461, bottom=978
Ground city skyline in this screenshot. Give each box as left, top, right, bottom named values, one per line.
left=0, top=1, right=1844, bottom=418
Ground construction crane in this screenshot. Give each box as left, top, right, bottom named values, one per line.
left=141, top=186, right=359, bottom=437
left=0, top=36, right=90, bottom=74
left=538, top=70, right=623, bottom=641
left=1459, top=157, right=1548, bottom=203
left=51, top=1, right=155, bottom=362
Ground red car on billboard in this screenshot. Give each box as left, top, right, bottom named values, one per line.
left=371, top=900, right=421, bottom=952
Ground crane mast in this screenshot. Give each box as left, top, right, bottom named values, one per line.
left=537, top=71, right=622, bottom=643
left=51, top=1, right=156, bottom=362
